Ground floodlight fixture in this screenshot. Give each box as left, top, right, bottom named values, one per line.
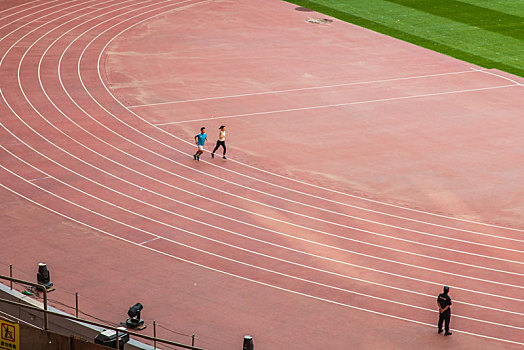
left=36, top=263, right=54, bottom=290
left=125, top=302, right=144, bottom=329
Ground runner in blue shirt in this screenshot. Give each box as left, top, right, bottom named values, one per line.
left=193, top=127, right=207, bottom=161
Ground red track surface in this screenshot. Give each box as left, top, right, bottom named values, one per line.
left=1, top=0, right=523, bottom=349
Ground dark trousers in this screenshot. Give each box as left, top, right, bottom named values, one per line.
left=438, top=310, right=451, bottom=331
left=212, top=140, right=226, bottom=155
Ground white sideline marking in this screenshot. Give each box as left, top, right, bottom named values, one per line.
left=128, top=70, right=479, bottom=108
left=156, top=83, right=518, bottom=125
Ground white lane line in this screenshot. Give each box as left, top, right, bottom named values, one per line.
left=9, top=44, right=524, bottom=287
left=57, top=48, right=524, bottom=257
left=6, top=13, right=524, bottom=296
left=83, top=7, right=524, bottom=246
left=9, top=0, right=520, bottom=314
left=4, top=128, right=524, bottom=297
left=156, top=83, right=518, bottom=125
left=92, top=62, right=524, bottom=252
left=94, top=33, right=524, bottom=237
left=87, top=1, right=524, bottom=240
left=91, top=23, right=524, bottom=235
left=23, top=53, right=524, bottom=290
left=3, top=137, right=523, bottom=305
left=0, top=0, right=58, bottom=23
left=26, top=28, right=524, bottom=274
left=0, top=0, right=49, bottom=16
left=4, top=84, right=524, bottom=298
left=2, top=181, right=524, bottom=346
left=93, top=1, right=524, bottom=234
left=73, top=0, right=524, bottom=249
left=42, top=0, right=524, bottom=278
left=0, top=0, right=77, bottom=53
left=27, top=23, right=524, bottom=266
left=472, top=67, right=524, bottom=87
left=61, top=0, right=524, bottom=266
left=22, top=59, right=524, bottom=272
left=4, top=0, right=520, bottom=344
left=24, top=0, right=520, bottom=278
left=7, top=0, right=524, bottom=344
left=8, top=144, right=524, bottom=316
left=4, top=159, right=524, bottom=330
left=128, top=69, right=480, bottom=108
left=56, top=34, right=524, bottom=261
left=0, top=0, right=96, bottom=71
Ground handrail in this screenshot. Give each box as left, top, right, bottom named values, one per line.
left=0, top=275, right=205, bottom=350
left=0, top=274, right=49, bottom=330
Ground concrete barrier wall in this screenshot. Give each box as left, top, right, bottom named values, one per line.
left=17, top=323, right=110, bottom=350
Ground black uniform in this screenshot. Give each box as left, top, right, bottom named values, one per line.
left=437, top=292, right=452, bottom=333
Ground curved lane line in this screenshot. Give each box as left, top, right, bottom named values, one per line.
left=2, top=134, right=523, bottom=303
left=1, top=162, right=523, bottom=332
left=2, top=0, right=520, bottom=306
left=471, top=67, right=524, bottom=87
left=1, top=181, right=523, bottom=346
left=63, top=0, right=522, bottom=262
left=94, top=30, right=524, bottom=234
left=93, top=26, right=524, bottom=240
left=29, top=0, right=524, bottom=276
left=3, top=0, right=520, bottom=344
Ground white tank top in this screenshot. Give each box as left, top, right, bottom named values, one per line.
left=219, top=130, right=226, bottom=141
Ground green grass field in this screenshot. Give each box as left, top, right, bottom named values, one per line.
left=286, top=0, right=524, bottom=77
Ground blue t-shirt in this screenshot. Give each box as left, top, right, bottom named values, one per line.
left=196, top=133, right=207, bottom=146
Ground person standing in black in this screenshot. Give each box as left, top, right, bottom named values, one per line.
left=437, top=286, right=452, bottom=335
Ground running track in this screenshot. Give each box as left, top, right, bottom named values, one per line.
left=0, top=0, right=523, bottom=348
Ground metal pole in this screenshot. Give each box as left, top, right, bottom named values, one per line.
left=43, top=288, right=48, bottom=330
left=75, top=293, right=79, bottom=318
left=116, top=328, right=120, bottom=350
left=192, top=334, right=195, bottom=347
left=9, top=265, right=12, bottom=290
left=153, top=320, right=157, bottom=350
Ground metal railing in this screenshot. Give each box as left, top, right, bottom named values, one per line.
left=0, top=274, right=205, bottom=350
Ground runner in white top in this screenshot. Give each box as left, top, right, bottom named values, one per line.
left=211, top=125, right=227, bottom=159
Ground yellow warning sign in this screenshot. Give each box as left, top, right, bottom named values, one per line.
left=0, top=320, right=19, bottom=350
